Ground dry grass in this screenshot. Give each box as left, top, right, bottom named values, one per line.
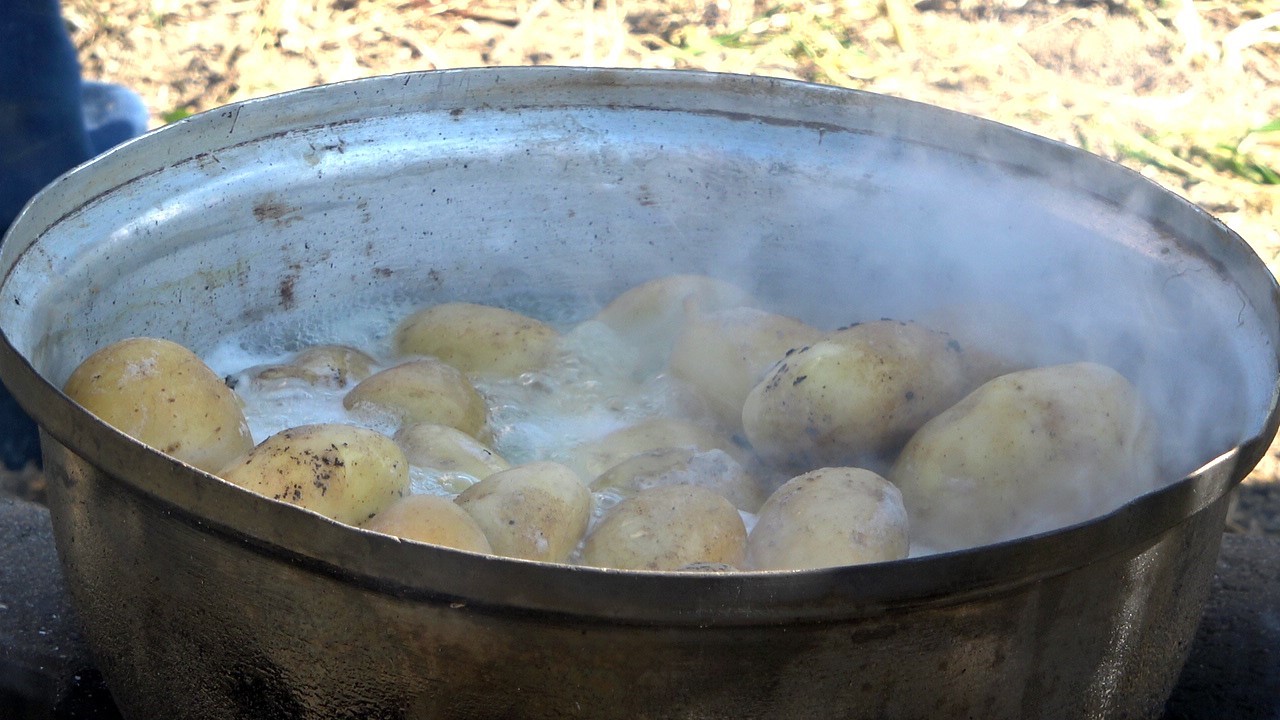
left=61, top=0, right=1280, bottom=533
left=64, top=0, right=1280, bottom=251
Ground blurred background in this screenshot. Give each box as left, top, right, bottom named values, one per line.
left=56, top=0, right=1280, bottom=534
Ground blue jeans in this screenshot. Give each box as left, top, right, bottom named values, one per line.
left=1, top=0, right=147, bottom=468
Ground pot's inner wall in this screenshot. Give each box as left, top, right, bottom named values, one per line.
left=2, top=90, right=1274, bottom=485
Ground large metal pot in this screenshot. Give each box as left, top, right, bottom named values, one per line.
left=1, top=68, right=1277, bottom=719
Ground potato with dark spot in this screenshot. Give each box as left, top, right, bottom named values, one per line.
left=595, top=274, right=752, bottom=374
left=343, top=359, right=487, bottom=437
left=890, top=362, right=1159, bottom=552
left=63, top=337, right=254, bottom=473
left=219, top=423, right=409, bottom=525
left=292, top=344, right=378, bottom=385
left=742, top=320, right=971, bottom=472
left=236, top=344, right=377, bottom=391
left=582, top=485, right=747, bottom=571
left=590, top=447, right=768, bottom=514
left=235, top=366, right=315, bottom=391
left=362, top=494, right=493, bottom=554
left=393, top=422, right=510, bottom=480
left=668, top=306, right=822, bottom=434
left=454, top=461, right=590, bottom=563
left=745, top=467, right=909, bottom=571
left=395, top=302, right=560, bottom=377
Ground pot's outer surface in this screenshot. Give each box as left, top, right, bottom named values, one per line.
left=1, top=68, right=1278, bottom=719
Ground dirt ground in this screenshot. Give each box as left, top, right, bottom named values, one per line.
left=56, top=0, right=1280, bottom=534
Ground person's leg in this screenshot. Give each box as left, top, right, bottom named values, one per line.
left=0, top=0, right=96, bottom=469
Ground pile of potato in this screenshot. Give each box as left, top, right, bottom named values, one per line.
left=62, top=275, right=1160, bottom=570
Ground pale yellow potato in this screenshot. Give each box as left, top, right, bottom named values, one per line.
left=742, top=320, right=972, bottom=472
left=393, top=423, right=510, bottom=480
left=582, top=485, right=747, bottom=571
left=745, top=467, right=909, bottom=571
left=238, top=344, right=377, bottom=391
left=395, top=302, right=560, bottom=377
left=343, top=359, right=487, bottom=437
left=236, top=363, right=321, bottom=390
left=220, top=423, right=409, bottom=525
left=563, top=417, right=741, bottom=481
left=590, top=447, right=768, bottom=514
left=668, top=306, right=822, bottom=433
left=291, top=344, right=378, bottom=385
left=362, top=494, right=493, bottom=554
left=890, top=362, right=1159, bottom=552
left=594, top=274, right=752, bottom=374
left=455, top=461, right=590, bottom=563
left=63, top=337, right=254, bottom=473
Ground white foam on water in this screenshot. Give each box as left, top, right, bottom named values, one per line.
left=207, top=294, right=716, bottom=484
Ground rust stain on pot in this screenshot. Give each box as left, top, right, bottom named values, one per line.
left=637, top=185, right=657, bottom=207
left=254, top=196, right=302, bottom=226
left=280, top=263, right=302, bottom=309
left=279, top=276, right=296, bottom=309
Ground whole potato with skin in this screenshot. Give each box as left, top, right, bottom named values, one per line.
left=393, top=423, right=510, bottom=480
left=63, top=337, right=253, bottom=474
left=742, top=320, right=971, bottom=472
left=562, top=417, right=742, bottom=482
left=237, top=344, right=377, bottom=391
left=591, top=447, right=768, bottom=514
left=362, top=494, right=493, bottom=554
left=668, top=305, right=822, bottom=434
left=582, top=485, right=747, bottom=571
left=395, top=302, right=560, bottom=377
left=219, top=423, right=409, bottom=525
left=291, top=344, right=378, bottom=386
left=343, top=359, right=487, bottom=437
left=890, top=362, right=1159, bottom=552
left=455, top=461, right=590, bottom=563
left=594, top=275, right=752, bottom=375
left=745, top=467, right=909, bottom=571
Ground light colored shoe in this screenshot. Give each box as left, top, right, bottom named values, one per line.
left=81, top=80, right=149, bottom=153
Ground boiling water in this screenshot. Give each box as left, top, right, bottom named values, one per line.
left=203, top=290, right=1152, bottom=562
left=204, top=297, right=761, bottom=535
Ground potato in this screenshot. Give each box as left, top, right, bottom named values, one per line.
left=234, top=344, right=377, bottom=391
left=343, top=359, right=487, bottom=437
left=594, top=275, right=752, bottom=374
left=454, top=461, right=590, bottom=563
left=233, top=363, right=319, bottom=391
left=590, top=447, right=768, bottom=513
left=744, top=468, right=909, bottom=571
left=395, top=302, right=560, bottom=377
left=742, top=320, right=971, bottom=472
left=562, top=417, right=741, bottom=481
left=668, top=306, right=822, bottom=434
left=291, top=344, right=378, bottom=385
left=63, top=337, right=254, bottom=473
left=220, top=423, right=409, bottom=525
left=582, top=485, right=747, bottom=571
left=393, top=423, right=510, bottom=480
left=362, top=494, right=492, bottom=554
left=889, top=362, right=1159, bottom=552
